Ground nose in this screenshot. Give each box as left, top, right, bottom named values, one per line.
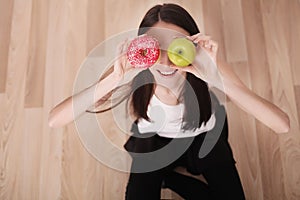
left=159, top=50, right=173, bottom=66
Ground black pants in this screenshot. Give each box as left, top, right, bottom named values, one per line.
left=125, top=161, right=245, bottom=200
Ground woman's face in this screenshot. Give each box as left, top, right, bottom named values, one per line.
left=146, top=21, right=190, bottom=91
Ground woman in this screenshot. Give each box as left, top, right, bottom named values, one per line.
left=48, top=3, right=290, bottom=200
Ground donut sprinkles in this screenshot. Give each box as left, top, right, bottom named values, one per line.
left=127, top=35, right=160, bottom=68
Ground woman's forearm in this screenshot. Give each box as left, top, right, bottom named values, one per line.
left=218, top=61, right=290, bottom=133
left=48, top=72, right=122, bottom=128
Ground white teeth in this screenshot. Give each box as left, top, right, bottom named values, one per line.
left=160, top=71, right=174, bottom=75
left=158, top=70, right=177, bottom=76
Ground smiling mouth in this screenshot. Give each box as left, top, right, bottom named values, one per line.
left=157, top=69, right=178, bottom=77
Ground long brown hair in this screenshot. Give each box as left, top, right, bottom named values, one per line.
left=131, top=4, right=212, bottom=130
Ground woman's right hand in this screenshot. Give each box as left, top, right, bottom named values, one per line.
left=113, top=37, right=149, bottom=82
left=48, top=39, right=134, bottom=128
left=113, top=39, right=135, bottom=80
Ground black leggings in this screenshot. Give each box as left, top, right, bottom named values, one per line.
left=125, top=161, right=245, bottom=200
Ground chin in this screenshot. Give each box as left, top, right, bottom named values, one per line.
left=152, top=69, right=186, bottom=89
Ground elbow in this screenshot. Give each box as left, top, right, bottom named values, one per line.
left=48, top=119, right=57, bottom=129
left=275, top=113, right=290, bottom=134
left=48, top=110, right=58, bottom=128
left=282, top=115, right=291, bottom=133
left=48, top=110, right=64, bottom=128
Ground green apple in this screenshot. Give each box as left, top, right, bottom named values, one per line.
left=167, top=38, right=196, bottom=67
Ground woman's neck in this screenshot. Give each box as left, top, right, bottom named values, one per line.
left=154, top=84, right=183, bottom=105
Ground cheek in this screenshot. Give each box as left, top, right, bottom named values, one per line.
left=148, top=66, right=157, bottom=75
left=177, top=70, right=187, bottom=77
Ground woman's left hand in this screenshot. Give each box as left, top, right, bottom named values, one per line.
left=187, top=33, right=218, bottom=63
left=183, top=35, right=290, bottom=133
left=171, top=33, right=223, bottom=89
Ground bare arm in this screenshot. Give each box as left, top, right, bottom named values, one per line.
left=184, top=34, right=290, bottom=133
left=48, top=72, right=122, bottom=128
left=218, top=61, right=290, bottom=133
left=48, top=39, right=135, bottom=128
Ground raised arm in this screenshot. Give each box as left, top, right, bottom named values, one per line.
left=48, top=72, right=122, bottom=128
left=181, top=34, right=290, bottom=133
left=217, top=61, right=290, bottom=133
left=48, top=39, right=135, bottom=128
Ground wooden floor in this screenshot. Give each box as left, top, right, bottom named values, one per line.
left=0, top=0, right=300, bottom=199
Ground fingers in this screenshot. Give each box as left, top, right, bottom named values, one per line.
left=210, top=40, right=218, bottom=52
left=187, top=34, right=211, bottom=43
left=115, top=39, right=130, bottom=75
left=204, top=39, right=218, bottom=52
left=117, top=38, right=129, bottom=56
left=186, top=33, right=218, bottom=52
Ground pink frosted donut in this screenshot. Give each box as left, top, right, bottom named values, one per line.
left=127, top=35, right=160, bottom=68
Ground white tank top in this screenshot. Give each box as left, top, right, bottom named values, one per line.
left=137, top=95, right=216, bottom=138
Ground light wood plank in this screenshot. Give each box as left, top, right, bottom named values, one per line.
left=85, top=1, right=108, bottom=199
left=61, top=123, right=104, bottom=200
left=60, top=0, right=89, bottom=199
left=104, top=0, right=183, bottom=37
left=0, top=0, right=14, bottom=93
left=103, top=167, right=128, bottom=199
left=202, top=0, right=226, bottom=62
left=220, top=0, right=248, bottom=63
left=24, top=0, right=49, bottom=108
left=0, top=0, right=33, bottom=199
left=86, top=0, right=105, bottom=53
left=260, top=0, right=298, bottom=123
left=227, top=101, right=261, bottom=200
left=59, top=0, right=110, bottom=199
left=226, top=62, right=263, bottom=200
left=96, top=111, right=131, bottom=199
left=104, top=0, right=138, bottom=37
left=38, top=0, right=68, bottom=199
left=20, top=108, right=43, bottom=199
left=288, top=0, right=300, bottom=85
left=295, top=86, right=300, bottom=129
left=260, top=0, right=300, bottom=199
left=241, top=0, right=286, bottom=199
